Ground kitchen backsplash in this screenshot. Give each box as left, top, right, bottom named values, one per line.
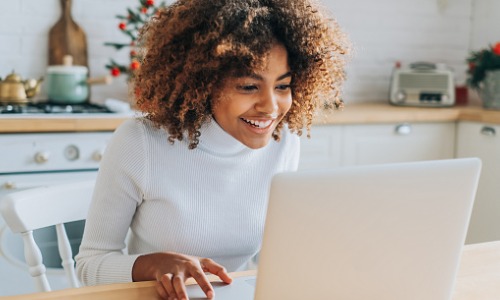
left=0, top=0, right=498, bottom=105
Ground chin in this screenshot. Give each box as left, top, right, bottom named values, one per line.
left=242, top=138, right=273, bottom=149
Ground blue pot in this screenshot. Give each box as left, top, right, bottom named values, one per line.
left=46, top=65, right=89, bottom=103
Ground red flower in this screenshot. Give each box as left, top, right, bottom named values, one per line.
left=130, top=50, right=138, bottom=57
left=141, top=7, right=148, bottom=14
left=111, top=67, right=121, bottom=77
left=146, top=0, right=154, bottom=6
left=118, top=22, right=126, bottom=30
left=130, top=60, right=140, bottom=70
left=493, top=42, right=500, bottom=56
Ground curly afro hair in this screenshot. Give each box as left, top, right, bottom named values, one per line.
left=133, top=0, right=350, bottom=149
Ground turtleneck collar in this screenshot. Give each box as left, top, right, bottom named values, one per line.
left=197, top=118, right=251, bottom=156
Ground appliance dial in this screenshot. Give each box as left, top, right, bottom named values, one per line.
left=92, top=149, right=104, bottom=162
left=34, top=151, right=50, bottom=164
left=3, top=181, right=16, bottom=189
left=64, top=145, right=80, bottom=161
left=395, top=91, right=406, bottom=103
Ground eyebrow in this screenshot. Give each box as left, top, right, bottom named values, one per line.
left=245, top=71, right=293, bottom=81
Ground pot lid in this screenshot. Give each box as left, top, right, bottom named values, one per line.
left=47, top=55, right=88, bottom=75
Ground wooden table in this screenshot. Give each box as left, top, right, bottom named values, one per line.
left=3, top=242, right=499, bottom=300
left=452, top=241, right=500, bottom=300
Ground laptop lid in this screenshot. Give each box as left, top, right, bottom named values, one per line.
left=254, top=158, right=481, bottom=300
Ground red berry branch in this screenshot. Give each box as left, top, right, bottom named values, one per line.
left=104, top=0, right=166, bottom=80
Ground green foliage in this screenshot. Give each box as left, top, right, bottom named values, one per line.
left=466, top=42, right=500, bottom=89
left=104, top=0, right=166, bottom=79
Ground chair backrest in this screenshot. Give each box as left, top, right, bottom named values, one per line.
left=0, top=180, right=95, bottom=292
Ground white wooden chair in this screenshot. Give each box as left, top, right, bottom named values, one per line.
left=0, top=180, right=95, bottom=292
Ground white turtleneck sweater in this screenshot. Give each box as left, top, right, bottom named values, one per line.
left=75, top=117, right=300, bottom=286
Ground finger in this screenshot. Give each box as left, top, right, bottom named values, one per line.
left=200, top=258, right=233, bottom=284
left=172, top=273, right=189, bottom=300
left=190, top=267, right=214, bottom=299
left=155, top=281, right=169, bottom=299
left=158, top=273, right=176, bottom=299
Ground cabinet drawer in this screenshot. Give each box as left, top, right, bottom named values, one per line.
left=342, top=122, right=456, bottom=166
left=298, top=126, right=342, bottom=170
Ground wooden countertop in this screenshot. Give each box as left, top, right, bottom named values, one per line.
left=314, top=102, right=500, bottom=125
left=2, top=102, right=500, bottom=133
left=3, top=241, right=500, bottom=300
left=0, top=115, right=131, bottom=133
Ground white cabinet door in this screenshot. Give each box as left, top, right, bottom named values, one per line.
left=342, top=122, right=456, bottom=166
left=456, top=121, right=500, bottom=244
left=298, top=125, right=342, bottom=170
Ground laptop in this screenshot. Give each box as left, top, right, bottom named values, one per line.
left=187, top=158, right=481, bottom=300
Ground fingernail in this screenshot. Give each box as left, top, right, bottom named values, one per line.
left=207, top=290, right=214, bottom=298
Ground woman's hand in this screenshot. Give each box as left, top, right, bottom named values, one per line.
left=132, top=252, right=233, bottom=300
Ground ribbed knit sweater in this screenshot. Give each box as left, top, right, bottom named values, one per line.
left=75, top=117, right=300, bottom=286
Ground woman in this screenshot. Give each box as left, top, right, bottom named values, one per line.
left=75, top=0, right=349, bottom=299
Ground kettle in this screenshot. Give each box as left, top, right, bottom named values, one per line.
left=0, top=71, right=43, bottom=103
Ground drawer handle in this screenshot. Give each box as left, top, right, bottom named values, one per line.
left=480, top=126, right=496, bottom=137
left=395, top=123, right=412, bottom=135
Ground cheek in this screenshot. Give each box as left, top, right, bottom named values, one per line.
left=212, top=94, right=245, bottom=123
left=211, top=93, right=230, bottom=117
left=279, top=95, right=293, bottom=112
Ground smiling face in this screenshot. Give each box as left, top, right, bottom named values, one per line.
left=211, top=43, right=293, bottom=149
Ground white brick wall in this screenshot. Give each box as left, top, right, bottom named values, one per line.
left=0, top=0, right=497, bottom=105
left=326, top=0, right=474, bottom=102
left=470, top=0, right=500, bottom=49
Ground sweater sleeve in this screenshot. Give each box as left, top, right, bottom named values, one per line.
left=76, top=119, right=147, bottom=286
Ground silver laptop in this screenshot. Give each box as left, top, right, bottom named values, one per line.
left=188, top=158, right=481, bottom=300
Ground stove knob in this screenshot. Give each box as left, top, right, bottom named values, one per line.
left=3, top=181, right=16, bottom=189
left=34, top=151, right=50, bottom=164
left=64, top=145, right=80, bottom=161
left=92, top=150, right=104, bottom=162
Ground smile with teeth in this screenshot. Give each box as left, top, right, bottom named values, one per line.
left=241, top=118, right=273, bottom=129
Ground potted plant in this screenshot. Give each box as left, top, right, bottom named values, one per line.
left=466, top=42, right=500, bottom=109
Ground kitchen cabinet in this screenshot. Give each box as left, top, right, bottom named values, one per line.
left=299, top=122, right=456, bottom=170
left=455, top=121, right=500, bottom=244
left=342, top=122, right=456, bottom=166
left=298, top=125, right=343, bottom=170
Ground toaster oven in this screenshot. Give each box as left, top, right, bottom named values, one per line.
left=389, top=62, right=455, bottom=107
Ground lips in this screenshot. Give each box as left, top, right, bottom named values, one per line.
left=240, top=117, right=273, bottom=129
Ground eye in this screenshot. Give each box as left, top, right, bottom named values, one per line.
left=276, top=84, right=291, bottom=91
left=237, top=84, right=258, bottom=92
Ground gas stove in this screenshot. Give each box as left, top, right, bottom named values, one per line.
left=0, top=101, right=113, bottom=115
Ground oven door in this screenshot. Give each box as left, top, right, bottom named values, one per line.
left=0, top=170, right=97, bottom=296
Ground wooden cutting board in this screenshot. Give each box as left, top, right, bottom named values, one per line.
left=48, top=0, right=88, bottom=67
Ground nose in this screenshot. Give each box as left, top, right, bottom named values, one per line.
left=255, top=88, right=279, bottom=116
